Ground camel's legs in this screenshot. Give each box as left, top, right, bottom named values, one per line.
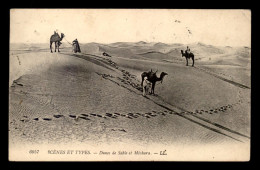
left=186, top=58, right=188, bottom=66
left=50, top=41, right=53, bottom=53
left=54, top=42, right=57, bottom=52
left=141, top=76, right=144, bottom=86
left=192, top=57, right=194, bottom=67
left=58, top=42, right=60, bottom=52
left=151, top=83, right=155, bottom=94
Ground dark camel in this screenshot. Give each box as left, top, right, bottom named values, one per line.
left=141, top=70, right=168, bottom=94
left=50, top=33, right=65, bottom=53
left=181, top=50, right=195, bottom=66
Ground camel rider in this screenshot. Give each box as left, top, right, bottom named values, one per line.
left=185, top=46, right=191, bottom=57
left=148, top=69, right=154, bottom=75
left=54, top=30, right=59, bottom=36
left=72, top=39, right=81, bottom=53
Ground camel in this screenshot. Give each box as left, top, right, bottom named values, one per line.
left=181, top=50, right=195, bottom=66
left=141, top=70, right=168, bottom=95
left=50, top=33, right=65, bottom=53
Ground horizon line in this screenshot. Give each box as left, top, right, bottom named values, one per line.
left=9, top=41, right=251, bottom=48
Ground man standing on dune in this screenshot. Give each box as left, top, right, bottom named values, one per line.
left=72, top=39, right=81, bottom=53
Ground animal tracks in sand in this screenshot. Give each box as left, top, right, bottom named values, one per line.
left=96, top=68, right=238, bottom=118
left=94, top=61, right=249, bottom=142
left=27, top=110, right=177, bottom=124
left=53, top=115, right=64, bottom=118
left=26, top=102, right=236, bottom=124
left=26, top=104, right=247, bottom=143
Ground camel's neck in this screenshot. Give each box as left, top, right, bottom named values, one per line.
left=156, top=77, right=161, bottom=82
left=60, top=36, right=64, bottom=41
left=156, top=75, right=164, bottom=81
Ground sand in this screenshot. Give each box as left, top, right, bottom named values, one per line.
left=9, top=42, right=251, bottom=161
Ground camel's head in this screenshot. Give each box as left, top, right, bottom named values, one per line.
left=161, top=72, right=168, bottom=77
left=160, top=72, right=168, bottom=83
left=61, top=33, right=65, bottom=38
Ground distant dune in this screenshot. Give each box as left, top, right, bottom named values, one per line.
left=11, top=41, right=250, bottom=80
left=11, top=41, right=250, bottom=73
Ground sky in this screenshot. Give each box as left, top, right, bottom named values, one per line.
left=10, top=9, right=251, bottom=47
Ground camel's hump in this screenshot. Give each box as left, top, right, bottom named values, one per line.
left=50, top=35, right=61, bottom=42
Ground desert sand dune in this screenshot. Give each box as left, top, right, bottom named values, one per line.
left=9, top=42, right=250, bottom=155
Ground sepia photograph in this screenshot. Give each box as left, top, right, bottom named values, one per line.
left=9, top=9, right=251, bottom=161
